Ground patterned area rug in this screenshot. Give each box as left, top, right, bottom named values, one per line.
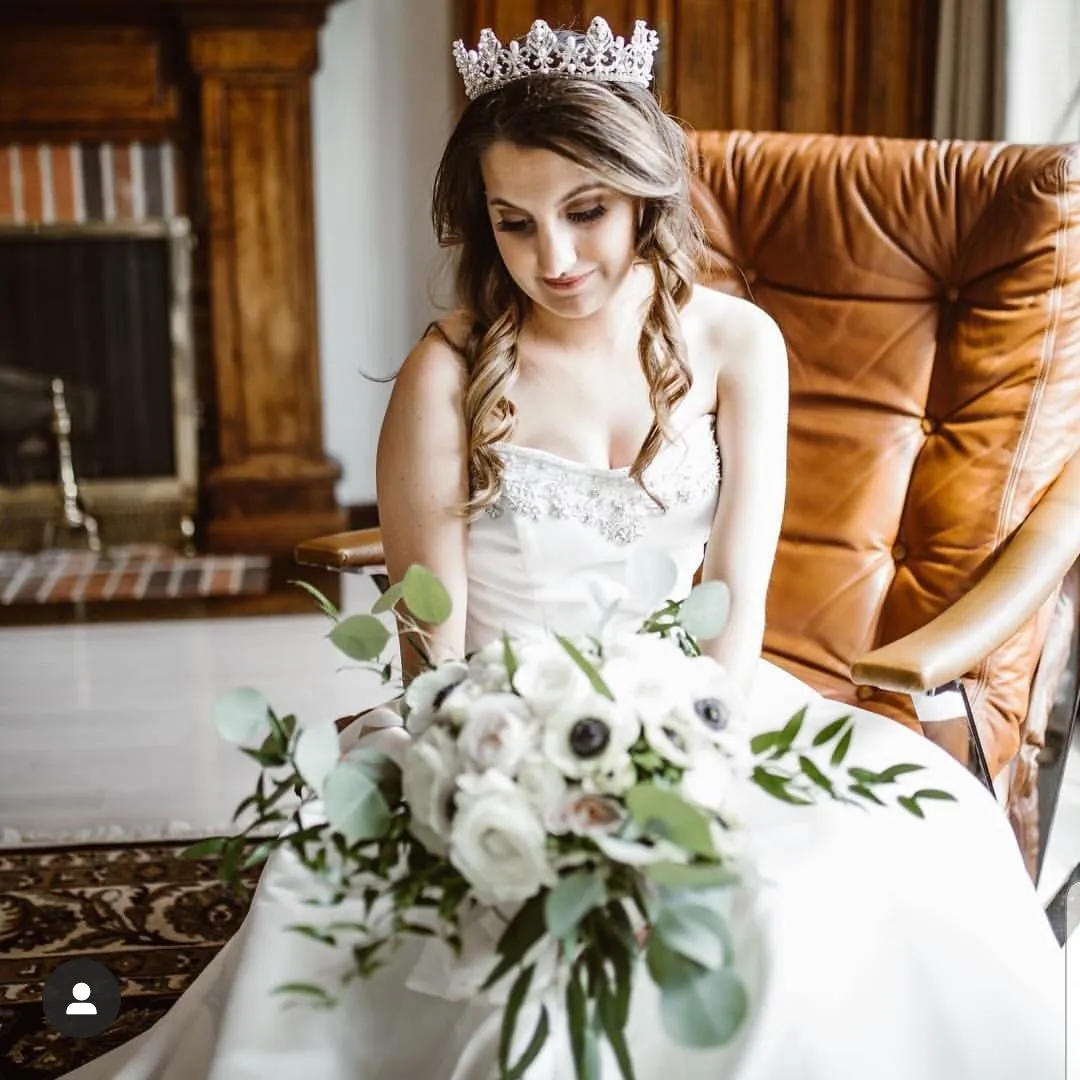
left=0, top=547, right=270, bottom=606
left=0, top=841, right=259, bottom=1078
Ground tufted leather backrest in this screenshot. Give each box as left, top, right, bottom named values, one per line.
left=688, top=131, right=1080, bottom=776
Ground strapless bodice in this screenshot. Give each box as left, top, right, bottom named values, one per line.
left=465, top=413, right=721, bottom=651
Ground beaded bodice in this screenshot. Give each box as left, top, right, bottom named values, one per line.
left=465, top=413, right=721, bottom=652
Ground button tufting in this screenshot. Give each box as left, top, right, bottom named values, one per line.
left=944, top=284, right=960, bottom=303
left=891, top=542, right=907, bottom=561
left=856, top=685, right=875, bottom=701
left=921, top=417, right=938, bottom=435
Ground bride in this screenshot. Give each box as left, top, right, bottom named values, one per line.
left=65, top=18, right=1064, bottom=1080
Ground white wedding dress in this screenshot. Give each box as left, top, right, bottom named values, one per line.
left=65, top=413, right=1067, bottom=1080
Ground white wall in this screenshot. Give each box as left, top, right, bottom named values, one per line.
left=312, top=0, right=458, bottom=506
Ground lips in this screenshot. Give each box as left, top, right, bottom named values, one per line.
left=543, top=271, right=593, bottom=291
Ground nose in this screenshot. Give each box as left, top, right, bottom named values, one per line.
left=535, top=221, right=577, bottom=279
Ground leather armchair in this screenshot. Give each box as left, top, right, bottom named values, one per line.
left=297, top=131, right=1080, bottom=874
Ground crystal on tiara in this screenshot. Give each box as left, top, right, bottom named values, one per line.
left=452, top=17, right=660, bottom=101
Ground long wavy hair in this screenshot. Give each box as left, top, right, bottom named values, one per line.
left=432, top=54, right=704, bottom=518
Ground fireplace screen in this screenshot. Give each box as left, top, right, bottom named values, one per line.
left=0, top=219, right=197, bottom=550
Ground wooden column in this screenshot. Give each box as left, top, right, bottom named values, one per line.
left=186, top=13, right=346, bottom=554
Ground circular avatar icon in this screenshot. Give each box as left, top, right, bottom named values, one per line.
left=43, top=958, right=122, bottom=1038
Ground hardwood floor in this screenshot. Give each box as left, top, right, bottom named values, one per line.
left=0, top=574, right=393, bottom=845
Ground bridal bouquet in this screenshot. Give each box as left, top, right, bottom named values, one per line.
left=189, top=554, right=953, bottom=1079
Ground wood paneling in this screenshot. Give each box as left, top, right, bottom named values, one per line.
left=0, top=28, right=180, bottom=132
left=456, top=0, right=941, bottom=137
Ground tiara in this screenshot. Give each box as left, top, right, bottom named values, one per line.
left=452, top=17, right=660, bottom=101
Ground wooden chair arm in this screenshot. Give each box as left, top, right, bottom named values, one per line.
left=294, top=527, right=384, bottom=571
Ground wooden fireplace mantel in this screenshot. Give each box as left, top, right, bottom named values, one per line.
left=0, top=0, right=349, bottom=554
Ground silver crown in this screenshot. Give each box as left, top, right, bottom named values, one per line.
left=453, top=17, right=660, bottom=101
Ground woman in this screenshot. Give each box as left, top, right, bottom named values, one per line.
left=65, top=19, right=1064, bottom=1080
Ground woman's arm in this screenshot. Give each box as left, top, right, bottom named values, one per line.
left=376, top=328, right=470, bottom=685
left=699, top=302, right=790, bottom=695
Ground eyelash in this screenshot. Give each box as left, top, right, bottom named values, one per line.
left=496, top=204, right=608, bottom=233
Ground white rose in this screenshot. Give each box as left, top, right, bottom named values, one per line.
left=467, top=640, right=513, bottom=693
left=401, top=726, right=460, bottom=856
left=512, top=641, right=592, bottom=717
left=515, top=752, right=569, bottom=833
left=450, top=770, right=557, bottom=906
left=557, top=789, right=625, bottom=837
left=404, top=661, right=469, bottom=736
left=457, top=693, right=535, bottom=776
left=542, top=694, right=640, bottom=783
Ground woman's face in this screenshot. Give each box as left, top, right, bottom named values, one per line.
left=480, top=141, right=638, bottom=320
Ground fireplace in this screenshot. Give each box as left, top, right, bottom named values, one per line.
left=0, top=0, right=348, bottom=556
left=0, top=218, right=198, bottom=549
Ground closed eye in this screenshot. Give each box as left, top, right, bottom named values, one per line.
left=494, top=204, right=609, bottom=234
left=567, top=204, right=607, bottom=224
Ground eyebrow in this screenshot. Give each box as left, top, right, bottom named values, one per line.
left=487, top=183, right=606, bottom=212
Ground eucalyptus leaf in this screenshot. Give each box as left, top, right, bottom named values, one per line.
left=288, top=579, right=340, bottom=621
left=502, top=632, right=519, bottom=682
left=811, top=715, right=850, bottom=747
left=180, top=836, right=227, bottom=860
left=597, top=976, right=636, bottom=1080
left=344, top=745, right=402, bottom=804
left=371, top=581, right=405, bottom=615
left=770, top=706, right=807, bottom=756
left=482, top=892, right=547, bottom=992
left=625, top=783, right=717, bottom=857
left=750, top=766, right=814, bottom=806
left=498, top=964, right=535, bottom=1074
left=659, top=965, right=748, bottom=1048
left=653, top=902, right=734, bottom=970
left=328, top=615, right=391, bottom=662
left=878, top=763, right=926, bottom=783
left=555, top=634, right=614, bottom=701
left=545, top=869, right=608, bottom=941
left=645, top=933, right=704, bottom=987
left=642, top=861, right=741, bottom=890
left=830, top=726, right=854, bottom=766
left=503, top=1004, right=550, bottom=1080
left=750, top=730, right=783, bottom=755
left=323, top=761, right=390, bottom=844
left=911, top=787, right=957, bottom=802
left=678, top=580, right=731, bottom=640
left=213, top=687, right=272, bottom=746
left=294, top=721, right=342, bottom=795
left=798, top=755, right=834, bottom=795
left=402, top=564, right=453, bottom=624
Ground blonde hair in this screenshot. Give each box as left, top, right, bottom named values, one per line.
left=432, top=63, right=704, bottom=517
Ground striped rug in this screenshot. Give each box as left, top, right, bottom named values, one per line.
left=0, top=547, right=270, bottom=606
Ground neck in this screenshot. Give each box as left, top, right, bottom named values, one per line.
left=522, top=264, right=655, bottom=357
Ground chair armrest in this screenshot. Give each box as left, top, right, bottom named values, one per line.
left=852, top=451, right=1080, bottom=694
left=294, top=527, right=385, bottom=571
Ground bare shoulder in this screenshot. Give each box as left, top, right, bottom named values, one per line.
left=424, top=309, right=474, bottom=357
left=689, top=285, right=785, bottom=360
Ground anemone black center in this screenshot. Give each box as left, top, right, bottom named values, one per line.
left=695, top=697, right=729, bottom=730
left=569, top=717, right=611, bottom=758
